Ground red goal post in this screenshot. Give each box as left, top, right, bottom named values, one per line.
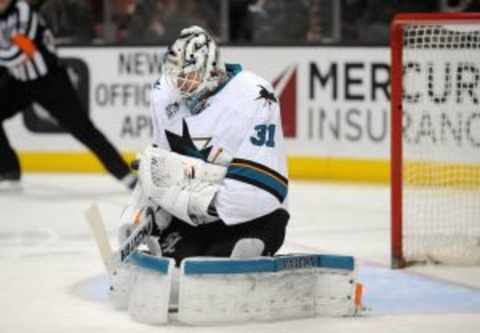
left=390, top=13, right=480, bottom=269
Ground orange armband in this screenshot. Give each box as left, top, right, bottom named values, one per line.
left=11, top=34, right=37, bottom=58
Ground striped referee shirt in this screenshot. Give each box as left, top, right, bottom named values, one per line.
left=0, top=0, right=57, bottom=81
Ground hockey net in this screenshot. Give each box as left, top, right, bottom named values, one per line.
left=391, top=13, right=480, bottom=268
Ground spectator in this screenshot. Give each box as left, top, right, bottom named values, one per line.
left=306, top=0, right=322, bottom=42
left=126, top=0, right=177, bottom=44
left=229, top=0, right=255, bottom=42
left=40, top=0, right=95, bottom=44
left=111, top=0, right=138, bottom=42
left=250, top=0, right=309, bottom=43
left=459, top=0, right=480, bottom=11
left=163, top=0, right=217, bottom=39
left=125, top=0, right=220, bottom=44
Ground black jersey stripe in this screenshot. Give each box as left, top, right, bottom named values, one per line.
left=23, top=5, right=33, bottom=37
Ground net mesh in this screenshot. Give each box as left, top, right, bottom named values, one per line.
left=402, top=23, right=480, bottom=265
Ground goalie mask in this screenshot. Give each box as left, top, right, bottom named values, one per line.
left=162, top=26, right=225, bottom=103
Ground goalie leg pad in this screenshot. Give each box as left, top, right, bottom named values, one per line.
left=168, top=267, right=180, bottom=310
left=126, top=251, right=175, bottom=325
left=108, top=262, right=136, bottom=310
left=178, top=254, right=358, bottom=324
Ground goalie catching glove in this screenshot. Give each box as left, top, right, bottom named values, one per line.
left=138, top=145, right=227, bottom=226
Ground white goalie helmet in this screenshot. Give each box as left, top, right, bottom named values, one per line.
left=162, top=26, right=225, bottom=98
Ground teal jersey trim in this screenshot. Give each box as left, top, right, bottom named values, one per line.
left=227, top=166, right=288, bottom=201
left=226, top=159, right=288, bottom=203
left=226, top=63, right=243, bottom=76
left=211, top=63, right=243, bottom=95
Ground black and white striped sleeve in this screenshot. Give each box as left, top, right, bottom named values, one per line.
left=0, top=39, right=26, bottom=68
left=16, top=1, right=38, bottom=38
left=0, top=1, right=37, bottom=67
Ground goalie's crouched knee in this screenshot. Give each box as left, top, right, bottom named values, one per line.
left=231, top=238, right=265, bottom=258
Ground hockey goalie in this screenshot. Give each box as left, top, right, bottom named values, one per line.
left=95, top=26, right=362, bottom=325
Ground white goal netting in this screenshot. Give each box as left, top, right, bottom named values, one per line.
left=401, top=23, right=480, bottom=265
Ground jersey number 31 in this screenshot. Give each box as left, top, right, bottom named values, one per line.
left=250, top=124, right=276, bottom=147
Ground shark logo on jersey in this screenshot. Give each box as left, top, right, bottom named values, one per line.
left=153, top=79, right=162, bottom=89
left=256, top=85, right=277, bottom=107
left=160, top=232, right=182, bottom=254
left=166, top=102, right=180, bottom=119
left=165, top=119, right=212, bottom=161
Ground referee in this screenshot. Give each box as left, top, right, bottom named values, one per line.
left=0, top=0, right=136, bottom=190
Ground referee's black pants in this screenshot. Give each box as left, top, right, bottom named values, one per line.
left=0, top=66, right=130, bottom=180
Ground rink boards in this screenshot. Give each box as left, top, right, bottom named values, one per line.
left=4, top=46, right=479, bottom=183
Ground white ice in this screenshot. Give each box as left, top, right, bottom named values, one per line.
left=1, top=174, right=480, bottom=333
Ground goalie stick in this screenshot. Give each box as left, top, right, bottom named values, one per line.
left=84, top=204, right=157, bottom=274
left=85, top=204, right=115, bottom=272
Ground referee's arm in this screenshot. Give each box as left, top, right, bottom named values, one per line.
left=0, top=1, right=37, bottom=67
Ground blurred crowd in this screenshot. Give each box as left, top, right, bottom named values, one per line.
left=25, top=0, right=480, bottom=45
left=27, top=0, right=220, bottom=44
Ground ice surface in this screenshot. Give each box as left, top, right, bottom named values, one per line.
left=1, top=174, right=480, bottom=333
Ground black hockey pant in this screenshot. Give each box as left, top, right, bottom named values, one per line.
left=159, top=208, right=289, bottom=266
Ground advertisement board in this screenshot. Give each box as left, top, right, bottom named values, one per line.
left=5, top=46, right=394, bottom=181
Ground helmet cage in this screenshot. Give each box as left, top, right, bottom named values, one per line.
left=162, top=26, right=223, bottom=98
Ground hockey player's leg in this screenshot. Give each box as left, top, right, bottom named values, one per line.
left=31, top=67, right=137, bottom=190
left=108, top=260, right=135, bottom=309
left=244, top=208, right=289, bottom=256
left=204, top=208, right=289, bottom=258
left=230, top=238, right=265, bottom=258
left=127, top=253, right=174, bottom=325
left=157, top=219, right=212, bottom=309
left=178, top=211, right=358, bottom=325
left=158, top=218, right=208, bottom=266
left=110, top=205, right=174, bottom=321
left=0, top=75, right=30, bottom=191
left=112, top=207, right=201, bottom=324
left=0, top=124, right=21, bottom=191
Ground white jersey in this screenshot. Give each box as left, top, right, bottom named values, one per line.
left=150, top=64, right=288, bottom=225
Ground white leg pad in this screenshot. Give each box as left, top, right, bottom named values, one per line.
left=230, top=238, right=265, bottom=258
left=108, top=262, right=136, bottom=310
left=168, top=268, right=180, bottom=310
left=178, top=255, right=358, bottom=325
left=126, top=252, right=175, bottom=325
